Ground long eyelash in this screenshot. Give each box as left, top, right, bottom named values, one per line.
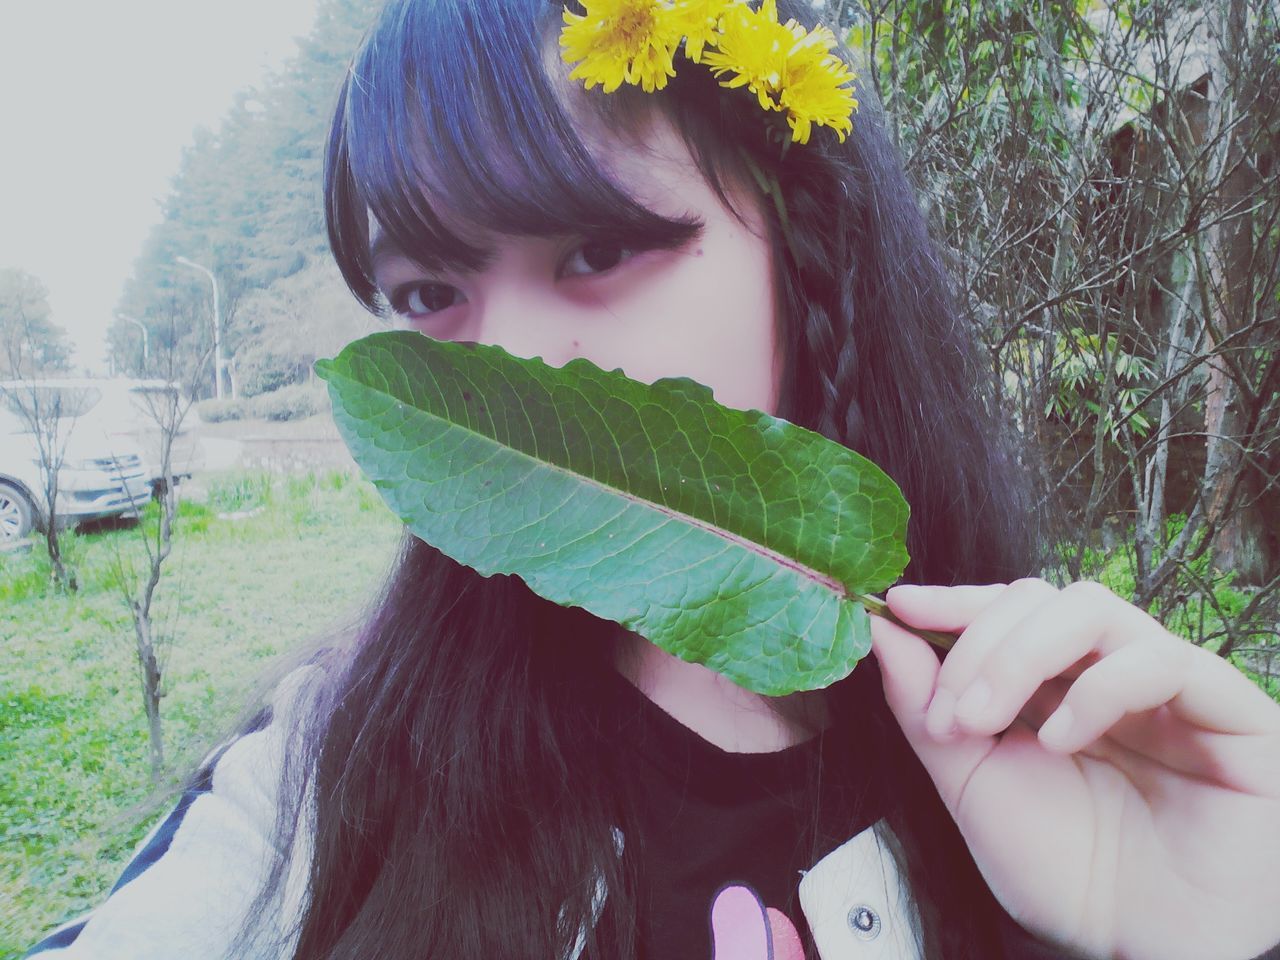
left=597, top=221, right=706, bottom=253
left=383, top=286, right=412, bottom=317
left=384, top=281, right=456, bottom=318
left=374, top=219, right=708, bottom=313
left=559, top=222, right=706, bottom=275
left=372, top=291, right=398, bottom=322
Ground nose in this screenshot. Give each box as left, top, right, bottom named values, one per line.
left=472, top=288, right=583, bottom=370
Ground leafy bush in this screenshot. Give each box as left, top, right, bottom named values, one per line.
left=236, top=343, right=309, bottom=398
left=356, top=483, right=385, bottom=514
left=248, top=384, right=326, bottom=422
left=1072, top=516, right=1276, bottom=656
left=195, top=398, right=248, bottom=423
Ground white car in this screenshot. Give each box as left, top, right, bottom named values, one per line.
left=85, top=378, right=205, bottom=491
left=0, top=380, right=154, bottom=541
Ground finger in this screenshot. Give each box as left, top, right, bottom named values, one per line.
left=949, top=582, right=1153, bottom=737
left=868, top=612, right=943, bottom=740
left=951, top=582, right=1280, bottom=741
left=1034, top=641, right=1187, bottom=753
left=908, top=579, right=1059, bottom=741
left=1166, top=644, right=1280, bottom=736
left=1088, top=708, right=1280, bottom=796
left=868, top=614, right=996, bottom=811
left=883, top=582, right=1013, bottom=633
left=1014, top=673, right=1074, bottom=730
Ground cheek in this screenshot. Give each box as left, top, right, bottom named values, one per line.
left=613, top=238, right=779, bottom=416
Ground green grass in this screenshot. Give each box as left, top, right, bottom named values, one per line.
left=0, top=470, right=400, bottom=958
left=4, top=487, right=1277, bottom=955
left=1062, top=519, right=1280, bottom=702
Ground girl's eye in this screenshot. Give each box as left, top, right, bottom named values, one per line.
left=391, top=282, right=464, bottom=318
left=561, top=240, right=636, bottom=278
left=385, top=239, right=643, bottom=319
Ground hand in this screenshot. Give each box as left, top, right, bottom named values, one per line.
left=868, top=579, right=1280, bottom=960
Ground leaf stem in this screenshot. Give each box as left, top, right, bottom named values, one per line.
left=855, top=593, right=956, bottom=653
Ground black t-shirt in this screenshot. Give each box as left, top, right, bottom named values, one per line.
left=601, top=668, right=1280, bottom=960
left=606, top=667, right=877, bottom=958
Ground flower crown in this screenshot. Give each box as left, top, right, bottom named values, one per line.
left=559, top=0, right=859, bottom=146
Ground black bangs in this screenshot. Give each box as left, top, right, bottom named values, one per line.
left=325, top=0, right=704, bottom=311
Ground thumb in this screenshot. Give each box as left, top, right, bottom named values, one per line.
left=868, top=612, right=944, bottom=735
left=868, top=613, right=994, bottom=812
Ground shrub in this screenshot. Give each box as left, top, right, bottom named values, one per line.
left=236, top=344, right=309, bottom=398
left=248, top=384, right=327, bottom=422
left=195, top=398, right=248, bottom=423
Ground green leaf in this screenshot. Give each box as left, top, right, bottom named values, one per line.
left=315, top=331, right=910, bottom=696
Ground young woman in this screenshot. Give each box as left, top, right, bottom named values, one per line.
left=28, top=0, right=1280, bottom=957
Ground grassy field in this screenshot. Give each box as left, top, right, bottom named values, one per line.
left=3, top=473, right=1277, bottom=957
left=0, top=471, right=401, bottom=958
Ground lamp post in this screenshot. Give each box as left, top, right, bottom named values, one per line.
left=175, top=256, right=223, bottom=399
left=115, top=313, right=150, bottom=367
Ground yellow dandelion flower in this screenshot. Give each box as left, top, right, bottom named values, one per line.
left=700, top=0, right=793, bottom=111
left=778, top=45, right=858, bottom=143
left=669, top=0, right=738, bottom=63
left=700, top=0, right=858, bottom=143
left=560, top=0, right=683, bottom=93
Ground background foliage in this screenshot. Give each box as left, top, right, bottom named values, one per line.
left=0, top=269, right=71, bottom=378
left=106, top=0, right=1278, bottom=664
left=831, top=0, right=1279, bottom=671
left=107, top=0, right=381, bottom=399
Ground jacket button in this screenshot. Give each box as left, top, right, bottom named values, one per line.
left=847, top=905, right=882, bottom=940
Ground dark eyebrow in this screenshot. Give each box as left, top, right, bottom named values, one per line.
left=369, top=229, right=497, bottom=276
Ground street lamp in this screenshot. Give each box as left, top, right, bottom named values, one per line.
left=115, top=313, right=150, bottom=366
left=174, top=256, right=223, bottom=399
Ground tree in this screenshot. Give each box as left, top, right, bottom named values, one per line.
left=1198, top=0, right=1276, bottom=590
left=0, top=268, right=81, bottom=588
left=107, top=318, right=213, bottom=782
left=0, top=381, right=94, bottom=590
left=0, top=268, right=71, bottom=377
left=836, top=0, right=1280, bottom=653
left=234, top=259, right=380, bottom=396
left=110, top=0, right=381, bottom=392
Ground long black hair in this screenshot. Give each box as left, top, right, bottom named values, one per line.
left=249, top=0, right=1043, bottom=956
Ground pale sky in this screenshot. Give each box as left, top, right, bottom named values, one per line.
left=0, top=0, right=323, bottom=374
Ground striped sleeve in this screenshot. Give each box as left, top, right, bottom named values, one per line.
left=26, top=668, right=318, bottom=960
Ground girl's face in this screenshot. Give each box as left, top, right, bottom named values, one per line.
left=368, top=117, right=783, bottom=416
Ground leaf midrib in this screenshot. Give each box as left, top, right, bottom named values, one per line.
left=328, top=365, right=851, bottom=599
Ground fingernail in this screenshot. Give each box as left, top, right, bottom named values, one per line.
left=925, top=688, right=957, bottom=740
left=888, top=584, right=926, bottom=602
left=954, top=679, right=991, bottom=722
left=1038, top=706, right=1074, bottom=749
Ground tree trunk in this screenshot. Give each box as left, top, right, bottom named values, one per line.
left=132, top=604, right=165, bottom=783
left=1201, top=0, right=1273, bottom=586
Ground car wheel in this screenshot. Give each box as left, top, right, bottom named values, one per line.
left=0, top=481, right=35, bottom=541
